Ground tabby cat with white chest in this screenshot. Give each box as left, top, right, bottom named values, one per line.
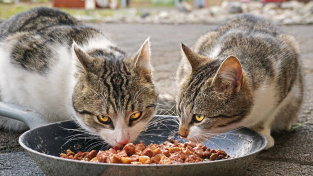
left=176, top=14, right=303, bottom=149
left=0, top=7, right=158, bottom=148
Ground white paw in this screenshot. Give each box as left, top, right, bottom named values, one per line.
left=258, top=127, right=275, bottom=150
left=264, top=134, right=274, bottom=150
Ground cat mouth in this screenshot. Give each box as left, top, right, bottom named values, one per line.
left=114, top=138, right=131, bottom=148
left=113, top=146, right=122, bottom=150
left=113, top=141, right=123, bottom=148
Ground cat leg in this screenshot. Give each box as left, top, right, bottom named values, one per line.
left=272, top=81, right=303, bottom=131
left=252, top=120, right=275, bottom=150
left=253, top=76, right=303, bottom=149
left=272, top=101, right=301, bottom=131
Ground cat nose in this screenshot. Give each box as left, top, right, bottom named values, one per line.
left=178, top=127, right=189, bottom=138
left=117, top=139, right=129, bottom=145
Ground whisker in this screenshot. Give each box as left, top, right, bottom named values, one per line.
left=86, top=141, right=106, bottom=151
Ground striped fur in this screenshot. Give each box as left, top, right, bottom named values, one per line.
left=176, top=14, right=303, bottom=149
left=0, top=7, right=157, bottom=147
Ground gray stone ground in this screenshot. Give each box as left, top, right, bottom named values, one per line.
left=0, top=23, right=312, bottom=175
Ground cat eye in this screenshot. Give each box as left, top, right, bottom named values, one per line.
left=130, top=112, right=142, bottom=121
left=193, top=114, right=205, bottom=123
left=97, top=115, right=112, bottom=124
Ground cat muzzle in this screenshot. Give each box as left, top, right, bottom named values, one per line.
left=178, top=127, right=189, bottom=138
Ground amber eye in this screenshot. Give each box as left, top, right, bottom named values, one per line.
left=193, top=114, right=205, bottom=123
left=130, top=112, right=142, bottom=121
left=97, top=115, right=111, bottom=124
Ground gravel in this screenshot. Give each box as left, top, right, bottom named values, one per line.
left=74, top=1, right=313, bottom=25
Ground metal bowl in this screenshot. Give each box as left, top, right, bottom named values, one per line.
left=20, top=116, right=267, bottom=176
left=0, top=102, right=267, bottom=176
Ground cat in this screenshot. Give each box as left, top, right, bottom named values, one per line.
left=0, top=7, right=158, bottom=148
left=176, top=14, right=303, bottom=149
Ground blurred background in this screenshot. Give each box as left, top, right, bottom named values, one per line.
left=0, top=0, right=312, bottom=25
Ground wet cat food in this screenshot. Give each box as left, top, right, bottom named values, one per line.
left=60, top=140, right=230, bottom=164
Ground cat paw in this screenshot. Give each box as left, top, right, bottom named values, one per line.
left=264, top=134, right=274, bottom=150
left=257, top=128, right=275, bottom=150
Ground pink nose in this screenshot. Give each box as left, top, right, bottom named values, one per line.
left=117, top=139, right=129, bottom=145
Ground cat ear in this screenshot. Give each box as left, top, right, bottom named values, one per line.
left=212, top=56, right=243, bottom=94
left=134, top=38, right=152, bottom=78
left=181, top=43, right=207, bottom=70
left=72, top=42, right=95, bottom=72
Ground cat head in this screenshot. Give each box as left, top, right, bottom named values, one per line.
left=177, top=43, right=253, bottom=143
left=71, top=39, right=158, bottom=147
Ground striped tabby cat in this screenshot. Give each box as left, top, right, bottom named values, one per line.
left=0, top=7, right=158, bottom=147
left=176, top=14, right=303, bottom=149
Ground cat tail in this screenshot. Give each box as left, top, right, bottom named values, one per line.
left=157, top=94, right=177, bottom=116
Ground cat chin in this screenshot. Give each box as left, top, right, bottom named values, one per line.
left=186, top=126, right=212, bottom=144
left=98, top=121, right=149, bottom=147
left=97, top=129, right=119, bottom=147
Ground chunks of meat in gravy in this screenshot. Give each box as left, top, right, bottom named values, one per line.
left=60, top=140, right=230, bottom=164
